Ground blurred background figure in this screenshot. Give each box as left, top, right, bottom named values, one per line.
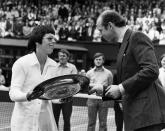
left=0, top=68, right=9, bottom=91
left=79, top=69, right=86, bottom=76
left=0, top=68, right=5, bottom=85
left=86, top=52, right=113, bottom=131
left=159, top=54, right=165, bottom=88
left=159, top=53, right=165, bottom=131
left=52, top=49, right=77, bottom=131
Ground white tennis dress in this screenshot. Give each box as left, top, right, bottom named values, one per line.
left=9, top=52, right=58, bottom=131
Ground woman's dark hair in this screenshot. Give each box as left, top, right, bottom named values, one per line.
left=100, top=10, right=126, bottom=28
left=27, top=25, right=55, bottom=53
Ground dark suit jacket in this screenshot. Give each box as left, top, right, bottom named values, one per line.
left=116, top=29, right=165, bottom=130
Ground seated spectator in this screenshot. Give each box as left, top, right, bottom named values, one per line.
left=4, top=28, right=14, bottom=38
left=58, top=2, right=69, bottom=21
left=0, top=7, right=5, bottom=17
left=0, top=17, right=6, bottom=37
left=153, top=3, right=161, bottom=17
left=86, top=18, right=95, bottom=41
left=159, top=28, right=165, bottom=45
left=4, top=17, right=14, bottom=38
left=11, top=6, right=19, bottom=18
left=58, top=22, right=69, bottom=41
left=0, top=68, right=5, bottom=86
left=161, top=9, right=165, bottom=21
left=22, top=20, right=33, bottom=38
left=0, top=68, right=8, bottom=91
left=75, top=18, right=88, bottom=41
left=93, top=28, right=102, bottom=42
left=5, top=6, right=13, bottom=20
left=67, top=23, right=77, bottom=41
left=148, top=22, right=160, bottom=41
left=13, top=17, right=24, bottom=38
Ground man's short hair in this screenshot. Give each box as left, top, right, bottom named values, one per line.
left=100, top=10, right=126, bottom=27
left=93, top=52, right=105, bottom=60
left=58, top=49, right=70, bottom=57
left=27, top=25, right=55, bottom=52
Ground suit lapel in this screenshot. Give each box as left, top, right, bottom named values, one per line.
left=117, top=29, right=133, bottom=82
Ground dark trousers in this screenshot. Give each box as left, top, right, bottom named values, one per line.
left=114, top=101, right=123, bottom=131
left=52, top=101, right=73, bottom=131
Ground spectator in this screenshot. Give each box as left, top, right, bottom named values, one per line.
left=86, top=18, right=96, bottom=41
left=11, top=6, right=19, bottom=18
left=0, top=0, right=164, bottom=43
left=0, top=17, right=6, bottom=37
left=86, top=52, right=113, bottom=131
left=13, top=17, right=23, bottom=37
left=76, top=18, right=88, bottom=41
left=52, top=49, right=77, bottom=131
left=159, top=21, right=165, bottom=44
left=5, top=6, right=13, bottom=19
left=58, top=2, right=69, bottom=21
left=148, top=21, right=160, bottom=41
left=58, top=22, right=69, bottom=41
left=5, top=17, right=14, bottom=37
left=153, top=3, right=161, bottom=17
left=67, top=23, right=77, bottom=41
left=93, top=28, right=102, bottom=42
left=0, top=68, right=9, bottom=91
left=22, top=20, right=33, bottom=38
left=159, top=54, right=165, bottom=88
left=0, top=68, right=5, bottom=85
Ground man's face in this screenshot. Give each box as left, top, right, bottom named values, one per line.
left=39, top=33, right=56, bottom=55
left=96, top=17, right=118, bottom=42
left=94, top=56, right=104, bottom=67
left=58, top=52, right=69, bottom=64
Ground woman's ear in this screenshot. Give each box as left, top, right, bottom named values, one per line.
left=35, top=42, right=40, bottom=50
left=35, top=42, right=39, bottom=46
left=108, top=22, right=112, bottom=29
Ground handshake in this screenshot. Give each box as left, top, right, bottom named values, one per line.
left=88, top=84, right=122, bottom=100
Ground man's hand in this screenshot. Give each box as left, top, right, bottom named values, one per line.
left=88, top=84, right=103, bottom=95
left=105, top=85, right=121, bottom=99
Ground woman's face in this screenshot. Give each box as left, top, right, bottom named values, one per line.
left=38, top=33, right=56, bottom=55
left=161, top=56, right=165, bottom=68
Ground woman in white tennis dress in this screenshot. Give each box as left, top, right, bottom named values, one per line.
left=9, top=25, right=58, bottom=131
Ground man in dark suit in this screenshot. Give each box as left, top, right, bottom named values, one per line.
left=89, top=10, right=165, bottom=131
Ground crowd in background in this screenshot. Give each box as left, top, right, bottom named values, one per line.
left=0, top=0, right=165, bottom=44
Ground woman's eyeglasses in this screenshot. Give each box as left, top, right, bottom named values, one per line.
left=43, top=37, right=57, bottom=42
